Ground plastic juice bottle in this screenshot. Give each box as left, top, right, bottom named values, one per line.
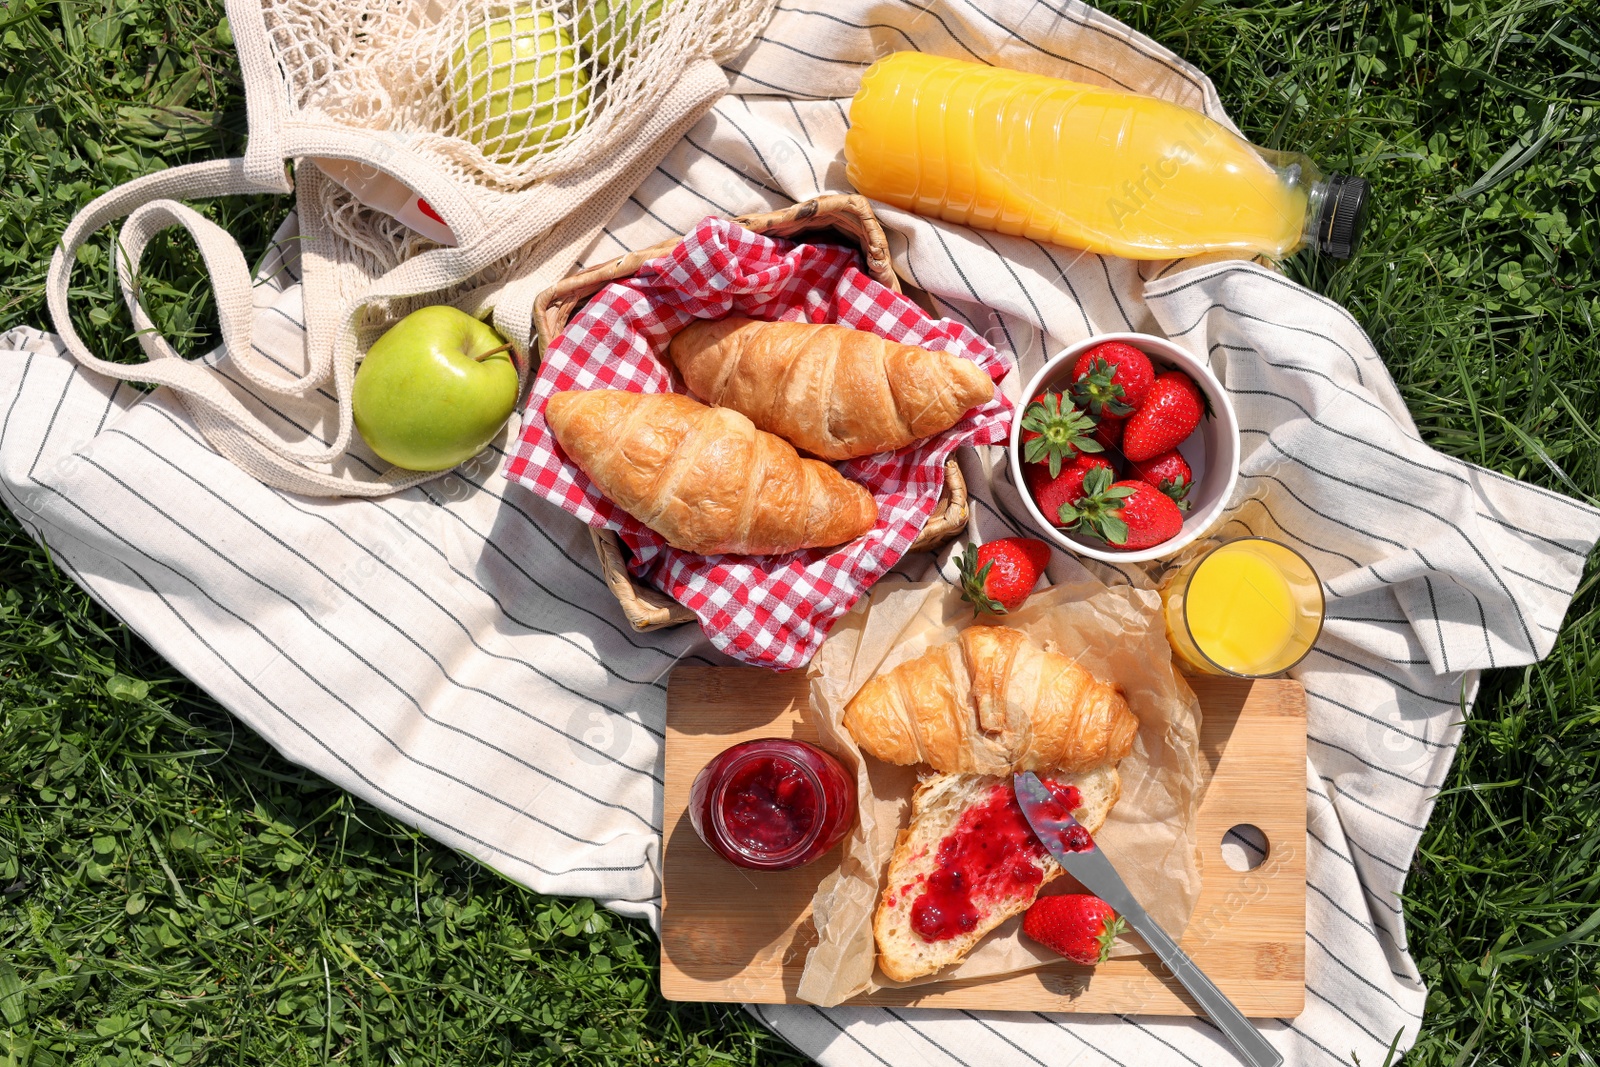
left=844, top=52, right=1368, bottom=261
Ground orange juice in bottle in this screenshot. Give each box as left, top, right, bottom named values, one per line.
left=844, top=52, right=1368, bottom=261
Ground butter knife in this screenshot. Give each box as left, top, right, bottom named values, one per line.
left=1013, top=771, right=1282, bottom=1067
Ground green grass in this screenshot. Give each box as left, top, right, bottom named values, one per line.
left=2, top=0, right=1599, bottom=1063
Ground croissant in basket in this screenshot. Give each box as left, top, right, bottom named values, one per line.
left=843, top=625, right=1139, bottom=776
left=666, top=318, right=995, bottom=460
left=545, top=389, right=878, bottom=557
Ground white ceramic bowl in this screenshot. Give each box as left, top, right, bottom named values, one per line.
left=1008, top=332, right=1240, bottom=564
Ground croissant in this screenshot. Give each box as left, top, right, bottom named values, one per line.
left=545, top=389, right=878, bottom=556
left=842, top=626, right=1139, bottom=775
left=665, top=318, right=995, bottom=460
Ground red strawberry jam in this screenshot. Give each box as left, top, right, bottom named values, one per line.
left=689, top=739, right=855, bottom=871
left=907, top=780, right=1084, bottom=941
left=1031, top=779, right=1096, bottom=852
left=1049, top=782, right=1083, bottom=812
left=724, top=756, right=818, bottom=849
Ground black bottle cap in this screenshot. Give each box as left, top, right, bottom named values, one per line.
left=1316, top=174, right=1369, bottom=259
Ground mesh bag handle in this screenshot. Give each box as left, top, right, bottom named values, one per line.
left=45, top=159, right=443, bottom=497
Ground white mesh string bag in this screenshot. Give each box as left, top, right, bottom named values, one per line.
left=281, top=0, right=754, bottom=189
left=46, top=0, right=775, bottom=497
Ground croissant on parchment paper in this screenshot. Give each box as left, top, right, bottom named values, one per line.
left=843, top=625, right=1139, bottom=775
left=544, top=389, right=878, bottom=557
left=665, top=318, right=995, bottom=461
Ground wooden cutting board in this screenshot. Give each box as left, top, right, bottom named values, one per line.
left=659, top=667, right=1306, bottom=1017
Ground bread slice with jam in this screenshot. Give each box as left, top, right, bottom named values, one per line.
left=873, top=765, right=1121, bottom=982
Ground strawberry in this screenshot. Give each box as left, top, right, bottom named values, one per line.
left=1056, top=467, right=1185, bottom=550
left=1029, top=454, right=1114, bottom=521
left=1022, top=893, right=1128, bottom=966
left=1121, top=371, right=1204, bottom=462
left=956, top=538, right=1052, bottom=615
left=1017, top=390, right=1057, bottom=461
left=1129, top=450, right=1193, bottom=511
left=1019, top=392, right=1103, bottom=477
left=1092, top=414, right=1125, bottom=458
left=1070, top=342, right=1153, bottom=417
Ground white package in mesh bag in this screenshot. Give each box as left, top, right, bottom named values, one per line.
left=46, top=0, right=776, bottom=497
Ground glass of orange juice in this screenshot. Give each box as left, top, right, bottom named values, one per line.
left=1161, top=538, right=1324, bottom=677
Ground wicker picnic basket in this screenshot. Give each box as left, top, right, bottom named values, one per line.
left=532, top=193, right=971, bottom=632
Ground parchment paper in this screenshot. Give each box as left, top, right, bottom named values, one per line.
left=798, top=576, right=1204, bottom=1006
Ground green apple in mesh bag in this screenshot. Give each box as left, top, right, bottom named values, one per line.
left=352, top=307, right=519, bottom=472
left=578, top=0, right=666, bottom=63
left=450, top=9, right=589, bottom=163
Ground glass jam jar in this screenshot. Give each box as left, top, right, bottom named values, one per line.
left=688, top=739, right=856, bottom=871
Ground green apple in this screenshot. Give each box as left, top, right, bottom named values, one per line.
left=577, top=0, right=666, bottom=64
left=450, top=9, right=589, bottom=163
left=352, top=306, right=519, bottom=472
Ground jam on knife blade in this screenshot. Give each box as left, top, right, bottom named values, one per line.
left=1015, top=772, right=1097, bottom=854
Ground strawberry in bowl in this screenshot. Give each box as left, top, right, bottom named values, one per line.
left=1069, top=340, right=1152, bottom=419
left=1122, top=371, right=1206, bottom=462
left=1057, top=467, right=1187, bottom=551
left=1028, top=454, right=1116, bottom=523
left=1019, top=391, right=1104, bottom=477
left=1129, top=450, right=1195, bottom=511
left=1007, top=333, right=1240, bottom=564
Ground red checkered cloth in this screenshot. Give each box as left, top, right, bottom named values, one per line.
left=503, top=216, right=1013, bottom=670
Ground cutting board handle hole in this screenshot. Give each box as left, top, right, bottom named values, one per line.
left=1221, top=824, right=1268, bottom=872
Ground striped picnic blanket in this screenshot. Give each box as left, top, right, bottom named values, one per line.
left=5, top=2, right=1599, bottom=1064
